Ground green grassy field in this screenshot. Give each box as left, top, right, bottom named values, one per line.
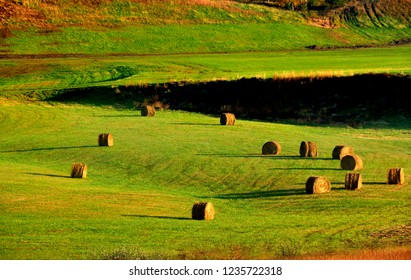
left=1, top=101, right=410, bottom=259
left=1, top=45, right=411, bottom=95
left=1, top=0, right=410, bottom=260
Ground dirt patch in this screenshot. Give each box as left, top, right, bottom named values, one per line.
left=296, top=247, right=411, bottom=260
left=308, top=17, right=333, bottom=29
left=389, top=38, right=411, bottom=46
left=370, top=225, right=411, bottom=246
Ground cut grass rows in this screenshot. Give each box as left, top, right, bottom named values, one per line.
left=1, top=45, right=411, bottom=95
left=0, top=102, right=410, bottom=259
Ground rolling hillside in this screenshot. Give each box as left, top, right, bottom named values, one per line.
left=1, top=0, right=410, bottom=56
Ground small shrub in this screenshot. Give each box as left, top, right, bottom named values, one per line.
left=277, top=239, right=302, bottom=258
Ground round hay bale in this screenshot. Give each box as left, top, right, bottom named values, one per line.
left=387, top=168, right=405, bottom=185
left=262, top=141, right=282, bottom=155
left=345, top=172, right=362, bottom=190
left=300, top=141, right=318, bottom=157
left=332, top=145, right=354, bottom=159
left=71, top=163, right=87, bottom=179
left=220, top=113, right=236, bottom=125
left=341, top=154, right=363, bottom=171
left=192, top=202, right=215, bottom=220
left=306, top=176, right=331, bottom=194
left=98, top=133, right=113, bottom=147
left=141, top=105, right=156, bottom=117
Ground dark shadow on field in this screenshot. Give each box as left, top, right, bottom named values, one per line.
left=273, top=156, right=335, bottom=161
left=96, top=114, right=142, bottom=118
left=197, top=154, right=335, bottom=160
left=121, top=214, right=191, bottom=221
left=1, top=145, right=97, bottom=153
left=26, top=172, right=71, bottom=178
left=363, top=182, right=389, bottom=185
left=197, top=153, right=269, bottom=158
left=213, top=189, right=306, bottom=199
left=272, top=167, right=341, bottom=171
left=172, top=122, right=221, bottom=126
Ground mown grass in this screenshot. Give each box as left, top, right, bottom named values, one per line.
left=1, top=45, right=410, bottom=94
left=0, top=101, right=410, bottom=259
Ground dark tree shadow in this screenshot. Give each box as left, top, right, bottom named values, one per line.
left=121, top=214, right=191, bottom=220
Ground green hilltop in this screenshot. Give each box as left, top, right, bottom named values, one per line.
left=1, top=0, right=410, bottom=55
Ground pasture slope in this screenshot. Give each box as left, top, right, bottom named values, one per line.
left=0, top=100, right=410, bottom=260
left=0, top=0, right=410, bottom=260
left=1, top=0, right=411, bottom=56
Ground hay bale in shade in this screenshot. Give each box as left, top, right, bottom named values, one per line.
left=332, top=145, right=354, bottom=159
left=141, top=105, right=156, bottom=117
left=300, top=141, right=318, bottom=157
left=220, top=113, right=236, bottom=125
left=345, top=173, right=362, bottom=190
left=341, top=154, right=363, bottom=171
left=306, top=176, right=331, bottom=194
left=98, top=133, right=113, bottom=147
left=262, top=141, right=282, bottom=155
left=192, top=202, right=215, bottom=220
left=71, top=163, right=87, bottom=179
left=387, top=168, right=405, bottom=185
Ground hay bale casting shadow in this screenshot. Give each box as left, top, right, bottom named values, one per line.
left=387, top=168, right=405, bottom=185
left=71, top=163, right=87, bottom=178
left=300, top=141, right=318, bottom=157
left=98, top=133, right=113, bottom=147
left=262, top=141, right=282, bottom=155
left=341, top=154, right=363, bottom=171
left=220, top=113, right=236, bottom=125
left=332, top=145, right=354, bottom=159
left=306, top=176, right=331, bottom=194
left=192, top=202, right=215, bottom=220
left=345, top=172, right=362, bottom=190
left=141, top=105, right=156, bottom=117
